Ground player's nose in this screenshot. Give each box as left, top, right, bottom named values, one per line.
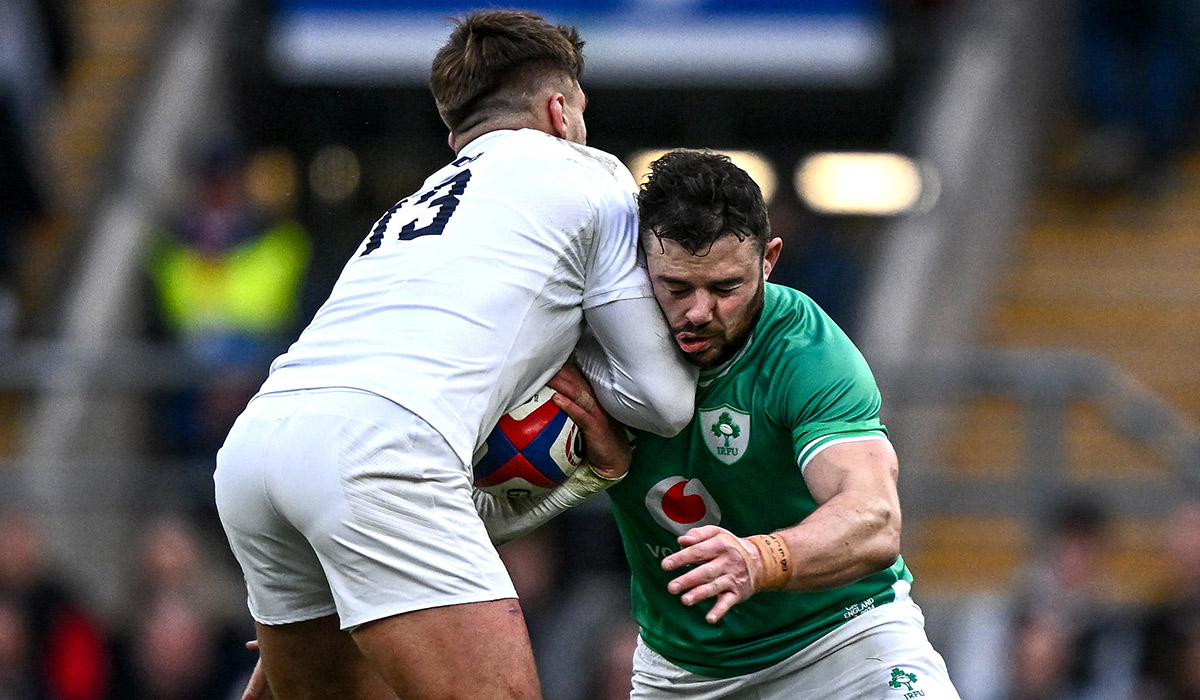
left=684, top=292, right=715, bottom=326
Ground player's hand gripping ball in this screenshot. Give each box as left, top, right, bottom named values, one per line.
left=473, top=387, right=586, bottom=499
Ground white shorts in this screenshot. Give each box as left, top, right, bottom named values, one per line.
left=214, top=388, right=516, bottom=629
left=631, top=596, right=961, bottom=700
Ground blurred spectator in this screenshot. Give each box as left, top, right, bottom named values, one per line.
left=145, top=140, right=310, bottom=458
left=0, top=597, right=34, bottom=700
left=998, top=611, right=1080, bottom=700
left=1005, top=493, right=1141, bottom=700
left=948, top=492, right=1141, bottom=700
left=123, top=514, right=243, bottom=627
left=0, top=93, right=39, bottom=339
left=1012, top=492, right=1114, bottom=620
left=0, top=0, right=70, bottom=126
left=108, top=594, right=247, bottom=700
left=1072, top=0, right=1200, bottom=195
left=0, top=508, right=111, bottom=700
left=107, top=514, right=252, bottom=700
left=1136, top=498, right=1200, bottom=700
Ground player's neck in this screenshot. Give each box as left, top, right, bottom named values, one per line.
left=451, top=118, right=548, bottom=154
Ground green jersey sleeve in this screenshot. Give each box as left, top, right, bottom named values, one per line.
left=768, top=292, right=887, bottom=470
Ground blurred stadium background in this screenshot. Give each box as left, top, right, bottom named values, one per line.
left=2, top=0, right=1200, bottom=698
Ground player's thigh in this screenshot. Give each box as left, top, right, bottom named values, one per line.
left=255, top=616, right=394, bottom=700
left=767, top=605, right=961, bottom=700
left=630, top=636, right=749, bottom=700
left=630, top=604, right=962, bottom=700
left=352, top=598, right=542, bottom=700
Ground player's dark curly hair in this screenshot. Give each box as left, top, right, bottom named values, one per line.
left=637, top=150, right=770, bottom=257
left=431, top=9, right=585, bottom=133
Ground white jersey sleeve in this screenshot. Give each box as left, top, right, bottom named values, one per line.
left=577, top=298, right=696, bottom=436
left=576, top=144, right=649, bottom=309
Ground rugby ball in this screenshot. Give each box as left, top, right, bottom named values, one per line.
left=473, top=387, right=586, bottom=499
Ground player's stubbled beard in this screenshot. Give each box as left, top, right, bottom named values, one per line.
left=676, top=277, right=766, bottom=370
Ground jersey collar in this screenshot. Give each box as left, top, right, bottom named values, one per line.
left=697, top=330, right=756, bottom=388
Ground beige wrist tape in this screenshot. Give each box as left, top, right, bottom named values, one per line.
left=745, top=534, right=791, bottom=591
left=560, top=462, right=625, bottom=498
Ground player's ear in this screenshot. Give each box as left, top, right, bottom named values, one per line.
left=546, top=92, right=569, bottom=140
left=762, top=237, right=783, bottom=279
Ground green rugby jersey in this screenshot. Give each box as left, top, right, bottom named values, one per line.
left=607, top=282, right=912, bottom=678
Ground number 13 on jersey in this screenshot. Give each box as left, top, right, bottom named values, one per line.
left=360, top=165, right=475, bottom=256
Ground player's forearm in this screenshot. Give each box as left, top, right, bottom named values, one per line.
left=767, top=493, right=901, bottom=592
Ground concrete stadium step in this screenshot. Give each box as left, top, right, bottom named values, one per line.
left=990, top=303, right=1200, bottom=346
left=988, top=159, right=1200, bottom=428
left=934, top=397, right=1173, bottom=480
left=917, top=147, right=1200, bottom=600
left=46, top=0, right=168, bottom=215
left=906, top=514, right=1168, bottom=603
left=0, top=394, right=23, bottom=461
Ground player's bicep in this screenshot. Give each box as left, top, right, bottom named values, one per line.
left=801, top=437, right=898, bottom=507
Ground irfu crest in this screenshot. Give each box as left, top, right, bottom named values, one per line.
left=889, top=668, right=918, bottom=692
left=699, top=406, right=750, bottom=465
left=711, top=413, right=740, bottom=445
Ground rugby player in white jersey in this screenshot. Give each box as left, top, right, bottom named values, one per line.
left=214, top=10, right=696, bottom=700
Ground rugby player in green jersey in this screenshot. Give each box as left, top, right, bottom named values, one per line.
left=572, top=150, right=964, bottom=699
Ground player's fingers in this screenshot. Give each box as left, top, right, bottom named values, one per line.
left=546, top=379, right=579, bottom=406
left=668, top=547, right=749, bottom=590
left=663, top=527, right=738, bottom=570
left=242, top=658, right=272, bottom=700
left=546, top=365, right=585, bottom=397
left=706, top=591, right=741, bottom=624
left=666, top=559, right=721, bottom=594
left=661, top=544, right=708, bottom=571
left=547, top=370, right=599, bottom=420
left=678, top=579, right=722, bottom=606
left=550, top=392, right=593, bottom=428
left=676, top=576, right=729, bottom=607
left=554, top=361, right=586, bottom=383
left=673, top=565, right=751, bottom=608
left=549, top=390, right=630, bottom=478
left=547, top=379, right=595, bottom=415
left=676, top=525, right=729, bottom=546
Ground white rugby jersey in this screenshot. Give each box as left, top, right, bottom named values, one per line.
left=257, top=129, right=656, bottom=466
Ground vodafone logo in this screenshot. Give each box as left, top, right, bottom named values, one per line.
left=645, top=477, right=722, bottom=536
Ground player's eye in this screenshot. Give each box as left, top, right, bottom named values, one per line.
left=713, top=285, right=741, bottom=295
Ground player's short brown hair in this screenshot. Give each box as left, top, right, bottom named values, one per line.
left=430, top=9, right=586, bottom=133
left=638, top=150, right=771, bottom=257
